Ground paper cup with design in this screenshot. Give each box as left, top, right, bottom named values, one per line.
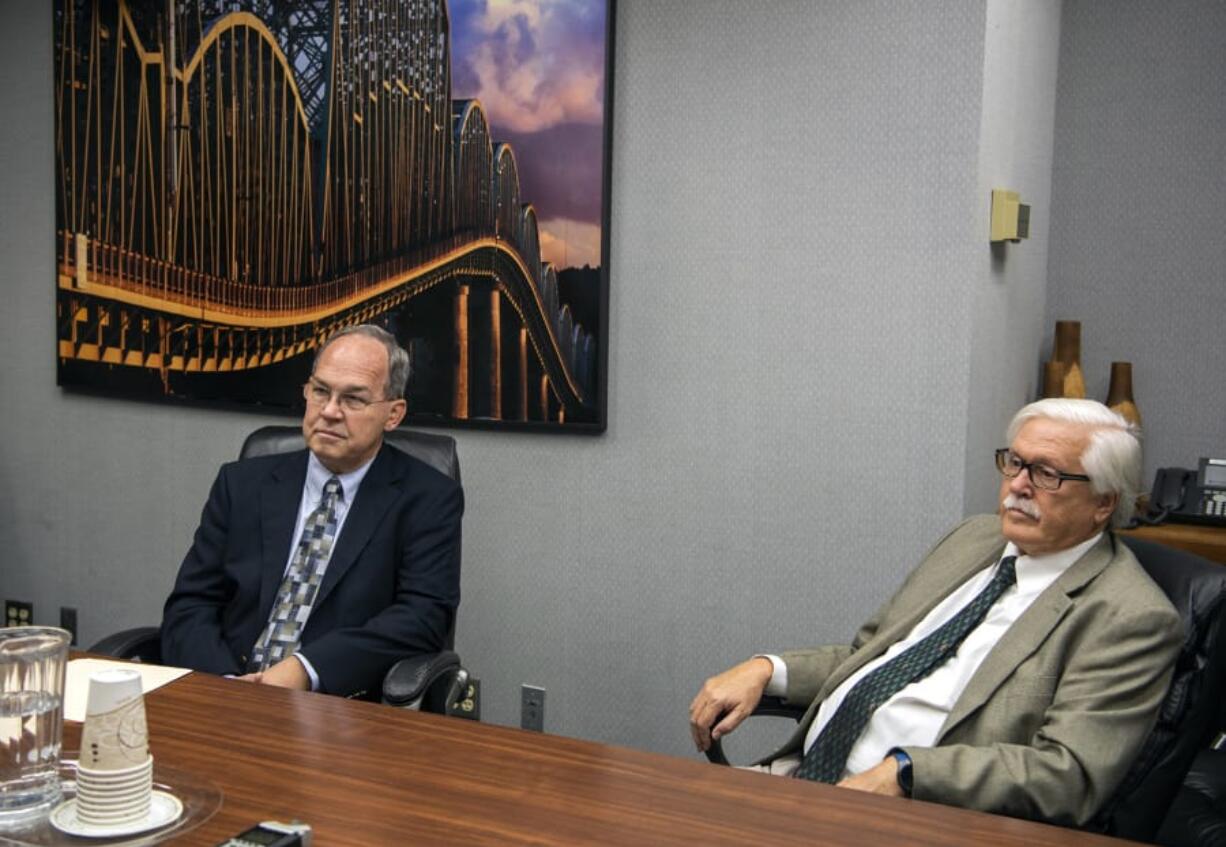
left=79, top=669, right=149, bottom=771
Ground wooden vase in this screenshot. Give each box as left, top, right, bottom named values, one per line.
left=1041, top=361, right=1066, bottom=399
left=1106, top=361, right=1142, bottom=427
left=1052, top=320, right=1086, bottom=398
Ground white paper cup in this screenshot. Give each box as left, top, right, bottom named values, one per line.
left=77, top=784, right=152, bottom=806
left=78, top=788, right=152, bottom=807
left=83, top=669, right=143, bottom=717
left=77, top=796, right=152, bottom=818
left=77, top=797, right=151, bottom=826
left=79, top=670, right=149, bottom=771
left=74, top=755, right=154, bottom=828
left=76, top=758, right=152, bottom=783
left=75, top=771, right=152, bottom=796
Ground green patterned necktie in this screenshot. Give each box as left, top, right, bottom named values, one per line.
left=249, top=476, right=343, bottom=672
left=794, top=555, right=1018, bottom=783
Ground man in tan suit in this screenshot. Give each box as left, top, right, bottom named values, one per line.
left=689, top=399, right=1182, bottom=826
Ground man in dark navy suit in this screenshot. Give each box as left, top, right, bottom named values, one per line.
left=161, top=325, right=463, bottom=699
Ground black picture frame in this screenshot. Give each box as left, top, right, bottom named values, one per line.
left=53, top=0, right=614, bottom=433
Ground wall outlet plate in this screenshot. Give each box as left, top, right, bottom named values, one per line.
left=4, top=600, right=33, bottom=627
left=448, top=677, right=481, bottom=721
left=521, top=684, right=545, bottom=732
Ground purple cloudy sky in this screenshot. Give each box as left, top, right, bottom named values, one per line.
left=449, top=0, right=608, bottom=269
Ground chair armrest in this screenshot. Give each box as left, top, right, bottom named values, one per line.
left=87, top=627, right=162, bottom=663
left=382, top=650, right=464, bottom=712
left=1155, top=749, right=1226, bottom=847
left=705, top=696, right=805, bottom=766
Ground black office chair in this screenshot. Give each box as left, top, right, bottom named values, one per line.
left=705, top=535, right=1226, bottom=844
left=90, top=425, right=473, bottom=718
left=1154, top=745, right=1226, bottom=846
left=1088, top=537, right=1226, bottom=841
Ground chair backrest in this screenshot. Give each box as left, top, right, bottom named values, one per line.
left=239, top=425, right=461, bottom=483
left=1092, top=535, right=1226, bottom=840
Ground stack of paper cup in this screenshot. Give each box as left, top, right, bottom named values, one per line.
left=74, top=669, right=152, bottom=827
left=73, top=758, right=153, bottom=827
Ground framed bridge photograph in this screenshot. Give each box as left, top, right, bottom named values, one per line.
left=54, top=0, right=614, bottom=432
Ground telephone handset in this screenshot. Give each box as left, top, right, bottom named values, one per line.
left=1144, top=458, right=1226, bottom=526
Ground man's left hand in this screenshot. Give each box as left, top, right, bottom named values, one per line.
left=257, top=656, right=310, bottom=690
left=837, top=757, right=904, bottom=797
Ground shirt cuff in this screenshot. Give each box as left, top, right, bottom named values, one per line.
left=756, top=654, right=788, bottom=697
left=293, top=653, right=321, bottom=691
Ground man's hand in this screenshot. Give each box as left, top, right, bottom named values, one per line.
left=689, top=657, right=774, bottom=752
left=837, top=757, right=904, bottom=797
left=254, top=656, right=310, bottom=690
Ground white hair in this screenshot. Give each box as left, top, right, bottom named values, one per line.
left=1005, top=398, right=1142, bottom=529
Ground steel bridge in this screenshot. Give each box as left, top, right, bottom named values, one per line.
left=54, top=0, right=598, bottom=423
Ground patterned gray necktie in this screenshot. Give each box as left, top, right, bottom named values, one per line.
left=794, top=556, right=1018, bottom=783
left=249, top=477, right=343, bottom=672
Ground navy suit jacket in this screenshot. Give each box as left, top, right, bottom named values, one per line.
left=161, top=442, right=463, bottom=698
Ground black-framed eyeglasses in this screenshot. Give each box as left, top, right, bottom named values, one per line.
left=995, top=448, right=1091, bottom=491
left=303, top=378, right=394, bottom=414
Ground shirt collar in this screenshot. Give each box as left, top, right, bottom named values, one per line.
left=305, top=449, right=377, bottom=506
left=1002, top=532, right=1103, bottom=595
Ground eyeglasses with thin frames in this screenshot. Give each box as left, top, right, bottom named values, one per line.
left=303, top=378, right=395, bottom=414
left=995, top=448, right=1091, bottom=491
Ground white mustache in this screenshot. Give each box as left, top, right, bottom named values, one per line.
left=1003, top=494, right=1041, bottom=520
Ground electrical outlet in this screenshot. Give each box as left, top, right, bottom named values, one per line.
left=448, top=677, right=480, bottom=721
left=4, top=600, right=33, bottom=628
left=521, top=684, right=545, bottom=732
left=60, top=607, right=78, bottom=645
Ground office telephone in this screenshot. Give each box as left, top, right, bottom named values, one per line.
left=1145, top=458, right=1226, bottom=526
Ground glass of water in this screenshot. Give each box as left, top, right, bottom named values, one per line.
left=0, top=626, right=70, bottom=829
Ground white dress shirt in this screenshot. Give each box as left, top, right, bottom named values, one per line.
left=765, top=532, right=1101, bottom=778
left=285, top=452, right=375, bottom=689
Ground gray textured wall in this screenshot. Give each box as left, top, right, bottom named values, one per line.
left=963, top=0, right=1063, bottom=515
left=464, top=0, right=993, bottom=756
left=1047, top=0, right=1226, bottom=477
left=7, top=0, right=1182, bottom=766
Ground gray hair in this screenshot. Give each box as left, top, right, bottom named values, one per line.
left=1005, top=398, right=1142, bottom=528
left=314, top=324, right=410, bottom=400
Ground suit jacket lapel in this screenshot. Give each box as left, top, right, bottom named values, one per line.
left=259, top=451, right=310, bottom=618
left=776, top=536, right=1008, bottom=756
left=937, top=532, right=1116, bottom=739
left=816, top=539, right=1006, bottom=703
left=313, top=444, right=402, bottom=609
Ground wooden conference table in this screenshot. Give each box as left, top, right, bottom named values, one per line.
left=1119, top=520, right=1226, bottom=566
left=63, top=670, right=1139, bottom=846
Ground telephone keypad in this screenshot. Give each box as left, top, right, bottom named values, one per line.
left=1202, top=491, right=1226, bottom=518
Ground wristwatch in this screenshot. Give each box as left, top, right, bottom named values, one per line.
left=890, top=749, right=913, bottom=796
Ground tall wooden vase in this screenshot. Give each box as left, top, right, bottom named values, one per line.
left=1106, top=361, right=1142, bottom=427
left=1041, top=361, right=1066, bottom=399
left=1052, top=320, right=1086, bottom=398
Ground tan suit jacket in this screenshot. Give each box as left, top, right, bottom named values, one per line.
left=769, top=515, right=1182, bottom=826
